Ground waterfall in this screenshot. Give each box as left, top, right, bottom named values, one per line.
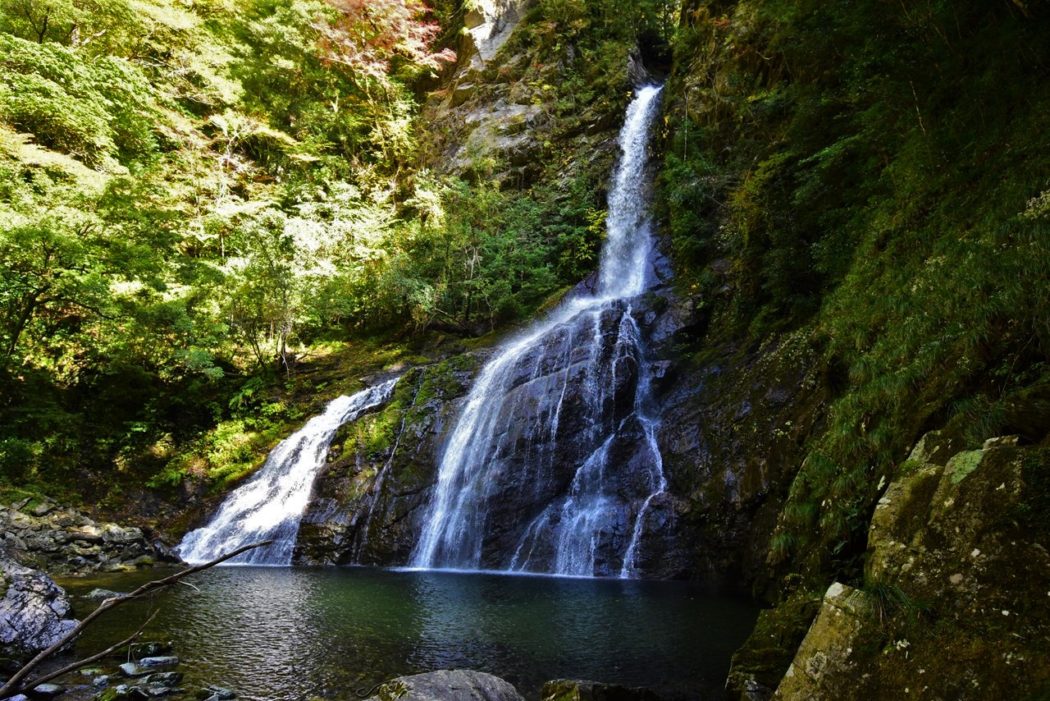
left=412, top=84, right=668, bottom=578
left=178, top=378, right=398, bottom=565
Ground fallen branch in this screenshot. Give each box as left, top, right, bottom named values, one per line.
left=0, top=540, right=271, bottom=699
left=8, top=612, right=160, bottom=694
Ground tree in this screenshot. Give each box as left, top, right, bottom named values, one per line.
left=0, top=211, right=109, bottom=368
left=318, top=0, right=455, bottom=80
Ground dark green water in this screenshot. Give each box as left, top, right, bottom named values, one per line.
left=60, top=567, right=757, bottom=701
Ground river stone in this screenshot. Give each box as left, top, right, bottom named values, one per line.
left=132, top=642, right=173, bottom=659
left=0, top=502, right=178, bottom=576
left=540, top=679, right=663, bottom=701
left=85, top=588, right=125, bottom=601
left=0, top=554, right=77, bottom=659
left=139, top=656, right=179, bottom=668
left=99, top=685, right=150, bottom=701
left=143, top=672, right=182, bottom=686
left=120, top=662, right=150, bottom=678
left=367, top=670, right=524, bottom=701
left=142, top=684, right=179, bottom=698
left=26, top=683, right=64, bottom=699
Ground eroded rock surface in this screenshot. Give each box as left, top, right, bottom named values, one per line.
left=0, top=552, right=77, bottom=660
left=0, top=499, right=178, bottom=575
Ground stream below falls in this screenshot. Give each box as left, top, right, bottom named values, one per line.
left=59, top=567, right=757, bottom=701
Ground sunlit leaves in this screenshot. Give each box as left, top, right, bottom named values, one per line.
left=318, top=0, right=455, bottom=80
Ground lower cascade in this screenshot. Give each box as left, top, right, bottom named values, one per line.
left=178, top=378, right=399, bottom=565
left=411, top=84, right=668, bottom=578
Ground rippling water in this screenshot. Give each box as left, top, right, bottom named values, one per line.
left=61, top=567, right=757, bottom=700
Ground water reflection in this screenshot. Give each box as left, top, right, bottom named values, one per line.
left=63, top=568, right=756, bottom=701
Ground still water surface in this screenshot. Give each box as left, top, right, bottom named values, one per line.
left=61, top=567, right=757, bottom=701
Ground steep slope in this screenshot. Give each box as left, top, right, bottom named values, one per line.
left=655, top=0, right=1050, bottom=697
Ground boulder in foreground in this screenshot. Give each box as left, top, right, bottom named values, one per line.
left=366, top=670, right=524, bottom=701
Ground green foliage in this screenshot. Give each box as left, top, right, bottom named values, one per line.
left=862, top=580, right=930, bottom=628
left=0, top=0, right=474, bottom=499
left=664, top=0, right=1050, bottom=579
left=0, top=0, right=634, bottom=504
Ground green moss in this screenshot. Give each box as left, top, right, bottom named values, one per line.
left=727, top=591, right=822, bottom=696
left=946, top=450, right=984, bottom=485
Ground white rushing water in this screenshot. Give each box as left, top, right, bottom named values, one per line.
left=412, top=84, right=668, bottom=577
left=178, top=378, right=398, bottom=565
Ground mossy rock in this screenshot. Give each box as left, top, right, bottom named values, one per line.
left=726, top=591, right=821, bottom=700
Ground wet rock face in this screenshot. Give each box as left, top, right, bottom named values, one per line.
left=464, top=0, right=533, bottom=63
left=0, top=553, right=77, bottom=660
left=295, top=292, right=691, bottom=578
left=652, top=324, right=828, bottom=587
left=0, top=500, right=178, bottom=576
left=768, top=436, right=1050, bottom=700
left=295, top=243, right=812, bottom=582
left=295, top=360, right=484, bottom=566
left=368, top=669, right=524, bottom=701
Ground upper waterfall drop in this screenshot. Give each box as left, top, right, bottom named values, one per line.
left=597, top=84, right=665, bottom=300
left=411, top=84, right=668, bottom=578
left=178, top=378, right=398, bottom=565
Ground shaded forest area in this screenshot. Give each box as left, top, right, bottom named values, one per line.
left=660, top=0, right=1050, bottom=581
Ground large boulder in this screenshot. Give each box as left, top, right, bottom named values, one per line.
left=0, top=553, right=77, bottom=660
left=770, top=435, right=1050, bottom=700
left=772, top=583, right=874, bottom=700
left=366, top=670, right=524, bottom=701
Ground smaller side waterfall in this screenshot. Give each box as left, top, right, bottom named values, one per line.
left=178, top=378, right=398, bottom=565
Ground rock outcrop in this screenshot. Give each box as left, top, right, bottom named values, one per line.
left=0, top=498, right=178, bottom=576
left=464, top=0, right=533, bottom=64
left=768, top=434, right=1050, bottom=700
left=295, top=357, right=483, bottom=566
left=0, top=552, right=77, bottom=660
left=366, top=669, right=524, bottom=701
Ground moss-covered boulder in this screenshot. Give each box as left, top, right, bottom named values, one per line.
left=366, top=669, right=523, bottom=701
left=726, top=592, right=821, bottom=700
left=772, top=583, right=875, bottom=700
left=769, top=435, right=1050, bottom=700
left=540, top=678, right=662, bottom=701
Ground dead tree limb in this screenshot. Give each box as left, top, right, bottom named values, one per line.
left=9, top=611, right=160, bottom=694
left=0, top=540, right=271, bottom=699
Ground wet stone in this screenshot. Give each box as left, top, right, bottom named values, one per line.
left=26, top=683, right=65, bottom=699
left=97, top=685, right=150, bottom=701
left=131, top=642, right=172, bottom=659
left=85, top=589, right=124, bottom=601
left=119, top=663, right=150, bottom=678
left=142, top=672, right=182, bottom=687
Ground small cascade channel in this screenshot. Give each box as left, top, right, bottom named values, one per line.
left=411, top=84, right=668, bottom=578
left=178, top=378, right=398, bottom=565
